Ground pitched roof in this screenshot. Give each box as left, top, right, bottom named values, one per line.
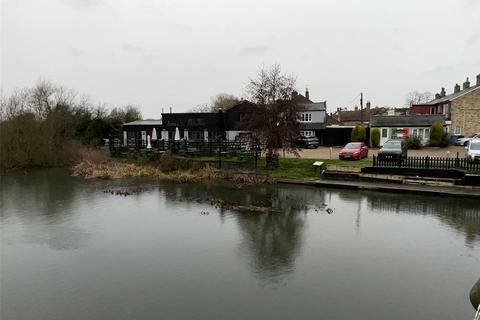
left=420, top=84, right=480, bottom=105
left=370, top=115, right=446, bottom=127
left=335, top=107, right=387, bottom=122
left=123, top=119, right=162, bottom=126
left=299, top=102, right=326, bottom=111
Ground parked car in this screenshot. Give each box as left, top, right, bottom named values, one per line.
left=456, top=133, right=480, bottom=146
left=297, top=136, right=319, bottom=149
left=378, top=139, right=407, bottom=160
left=450, top=134, right=464, bottom=145
left=339, top=142, right=369, bottom=160
left=466, top=139, right=480, bottom=163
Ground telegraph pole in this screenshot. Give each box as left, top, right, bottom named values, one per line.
left=360, top=92, right=364, bottom=125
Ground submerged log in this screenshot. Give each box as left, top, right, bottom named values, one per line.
left=209, top=198, right=283, bottom=213
left=471, top=278, right=480, bottom=310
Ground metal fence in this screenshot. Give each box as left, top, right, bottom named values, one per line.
left=109, top=139, right=254, bottom=157
left=373, top=154, right=480, bottom=173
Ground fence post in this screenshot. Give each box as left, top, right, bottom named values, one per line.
left=218, top=136, right=222, bottom=169
left=425, top=156, right=430, bottom=169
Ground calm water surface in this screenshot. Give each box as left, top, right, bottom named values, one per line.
left=1, top=169, right=479, bottom=320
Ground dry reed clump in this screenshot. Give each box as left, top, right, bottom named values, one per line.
left=78, top=147, right=111, bottom=164
left=229, top=172, right=274, bottom=187
left=72, top=160, right=226, bottom=182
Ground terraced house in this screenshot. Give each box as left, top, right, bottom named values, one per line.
left=411, top=73, right=480, bottom=136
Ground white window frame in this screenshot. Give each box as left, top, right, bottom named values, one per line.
left=381, top=128, right=388, bottom=138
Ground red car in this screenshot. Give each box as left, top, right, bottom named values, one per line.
left=339, top=142, right=368, bottom=160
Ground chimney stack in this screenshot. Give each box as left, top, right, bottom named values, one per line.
left=291, top=90, right=298, bottom=100
left=354, top=106, right=358, bottom=111
left=440, top=88, right=446, bottom=97
left=366, top=101, right=371, bottom=111
left=476, top=74, right=480, bottom=86
left=435, top=93, right=441, bottom=99
left=305, top=88, right=310, bottom=101
left=454, top=83, right=461, bottom=93
left=463, top=77, right=470, bottom=90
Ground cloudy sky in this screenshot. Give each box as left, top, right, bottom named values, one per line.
left=2, top=0, right=480, bottom=118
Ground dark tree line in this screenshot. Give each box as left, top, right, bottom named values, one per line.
left=0, top=79, right=142, bottom=170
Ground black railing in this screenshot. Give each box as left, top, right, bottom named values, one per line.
left=373, top=154, right=480, bottom=172
left=109, top=139, right=257, bottom=158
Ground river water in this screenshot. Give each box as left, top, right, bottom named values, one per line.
left=1, top=169, right=479, bottom=320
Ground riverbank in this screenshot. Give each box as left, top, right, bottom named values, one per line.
left=277, top=178, right=480, bottom=199
left=71, top=155, right=480, bottom=199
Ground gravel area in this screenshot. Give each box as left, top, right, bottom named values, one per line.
left=291, top=145, right=468, bottom=160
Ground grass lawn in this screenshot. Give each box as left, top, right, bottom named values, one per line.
left=257, top=157, right=372, bottom=179
left=193, top=155, right=372, bottom=179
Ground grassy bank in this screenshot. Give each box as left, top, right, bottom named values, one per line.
left=257, top=158, right=371, bottom=179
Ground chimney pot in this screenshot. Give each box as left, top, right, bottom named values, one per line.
left=454, top=83, right=461, bottom=93
left=305, top=88, right=310, bottom=101
left=463, top=77, right=470, bottom=90
left=440, top=88, right=446, bottom=97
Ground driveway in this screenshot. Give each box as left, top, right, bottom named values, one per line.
left=292, top=145, right=468, bottom=160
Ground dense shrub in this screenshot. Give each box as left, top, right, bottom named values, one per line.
left=371, top=128, right=380, bottom=148
left=351, top=125, right=366, bottom=142
left=429, top=122, right=449, bottom=147
left=157, top=151, right=194, bottom=172
left=0, top=110, right=79, bottom=170
left=0, top=79, right=142, bottom=170
left=406, top=135, right=422, bottom=149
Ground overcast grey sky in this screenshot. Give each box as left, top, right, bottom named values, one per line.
left=2, top=0, right=480, bottom=118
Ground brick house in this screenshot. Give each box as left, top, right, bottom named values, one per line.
left=411, top=74, right=480, bottom=136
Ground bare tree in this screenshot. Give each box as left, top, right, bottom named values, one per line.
left=211, top=93, right=239, bottom=111
left=190, top=93, right=239, bottom=112
left=0, top=88, right=31, bottom=120
left=405, top=91, right=433, bottom=106
left=190, top=103, right=212, bottom=113
left=247, top=63, right=296, bottom=105
left=245, top=64, right=300, bottom=159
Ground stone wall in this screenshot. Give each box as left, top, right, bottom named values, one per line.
left=451, top=87, right=480, bottom=136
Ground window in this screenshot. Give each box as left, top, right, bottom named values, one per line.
left=300, top=113, right=312, bottom=122
left=424, top=128, right=429, bottom=138
left=455, top=126, right=461, bottom=134
left=381, top=128, right=388, bottom=138
left=419, top=129, right=424, bottom=138
left=413, top=129, right=418, bottom=136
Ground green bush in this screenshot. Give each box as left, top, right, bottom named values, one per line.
left=371, top=128, right=380, bottom=148
left=351, top=125, right=366, bottom=142
left=406, top=135, right=422, bottom=149
left=429, top=122, right=449, bottom=147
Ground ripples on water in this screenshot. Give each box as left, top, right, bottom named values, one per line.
left=1, top=169, right=479, bottom=320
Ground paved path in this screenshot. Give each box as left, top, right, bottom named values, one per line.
left=291, top=145, right=467, bottom=160
left=277, top=178, right=480, bottom=199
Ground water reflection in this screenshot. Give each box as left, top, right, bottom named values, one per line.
left=365, top=192, right=480, bottom=246
left=236, top=211, right=305, bottom=284
left=1, top=169, right=90, bottom=250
